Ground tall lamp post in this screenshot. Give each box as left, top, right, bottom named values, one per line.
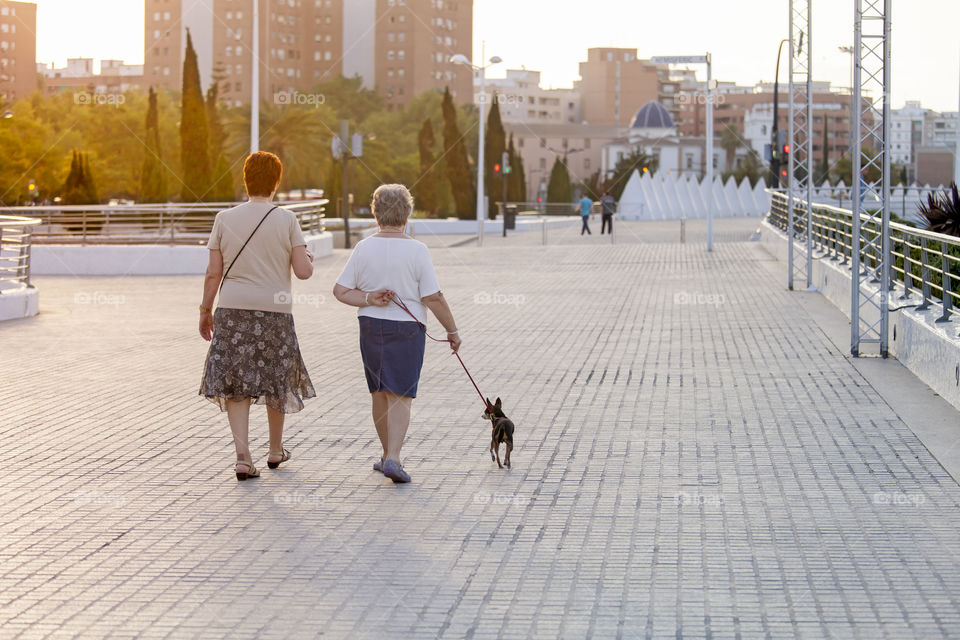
left=451, top=48, right=501, bottom=244
left=250, top=0, right=260, bottom=155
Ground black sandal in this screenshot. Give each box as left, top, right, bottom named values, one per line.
left=267, top=448, right=291, bottom=469
left=235, top=459, right=260, bottom=481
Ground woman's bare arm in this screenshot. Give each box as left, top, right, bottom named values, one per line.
left=422, top=291, right=461, bottom=353
left=333, top=283, right=392, bottom=308
left=199, top=250, right=224, bottom=340
left=291, top=245, right=314, bottom=280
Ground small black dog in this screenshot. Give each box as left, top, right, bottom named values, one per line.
left=483, top=397, right=514, bottom=469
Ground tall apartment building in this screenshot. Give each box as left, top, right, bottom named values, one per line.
left=143, top=0, right=471, bottom=108
left=476, top=69, right=581, bottom=124
left=577, top=48, right=673, bottom=126
left=0, top=0, right=36, bottom=102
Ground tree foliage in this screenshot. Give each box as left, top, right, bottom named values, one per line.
left=546, top=156, right=572, bottom=203
left=180, top=30, right=211, bottom=201
left=415, top=118, right=441, bottom=216
left=441, top=87, right=476, bottom=218
left=484, top=94, right=506, bottom=218
left=139, top=87, right=169, bottom=203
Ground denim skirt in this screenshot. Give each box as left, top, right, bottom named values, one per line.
left=358, top=317, right=426, bottom=398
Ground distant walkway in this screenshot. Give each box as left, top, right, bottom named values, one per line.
left=2, top=218, right=959, bottom=638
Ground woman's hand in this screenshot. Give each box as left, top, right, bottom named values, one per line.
left=448, top=332, right=462, bottom=354
left=199, top=312, right=214, bottom=341
left=366, top=289, right=394, bottom=307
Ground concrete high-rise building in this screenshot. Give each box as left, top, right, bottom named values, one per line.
left=143, top=0, right=471, bottom=108
left=0, top=0, right=36, bottom=102
left=475, top=70, right=580, bottom=125
left=577, top=48, right=671, bottom=126
left=38, top=58, right=144, bottom=95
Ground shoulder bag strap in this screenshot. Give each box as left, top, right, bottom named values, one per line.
left=219, top=205, right=279, bottom=293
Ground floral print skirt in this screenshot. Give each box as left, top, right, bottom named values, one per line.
left=199, top=308, right=316, bottom=414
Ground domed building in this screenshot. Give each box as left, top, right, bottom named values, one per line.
left=629, top=101, right=676, bottom=134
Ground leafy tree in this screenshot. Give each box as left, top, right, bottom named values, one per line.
left=506, top=133, right=525, bottom=202
left=415, top=118, right=440, bottom=215
left=60, top=150, right=99, bottom=205
left=607, top=149, right=658, bottom=200
left=723, top=150, right=765, bottom=187
left=440, top=87, right=475, bottom=218
left=179, top=29, right=210, bottom=201
left=720, top=123, right=742, bottom=171
left=312, top=75, right=384, bottom=123
left=206, top=82, right=234, bottom=201
left=484, top=94, right=506, bottom=218
left=139, top=87, right=168, bottom=202
left=546, top=156, right=572, bottom=203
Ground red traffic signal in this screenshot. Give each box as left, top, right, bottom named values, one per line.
left=782, top=144, right=790, bottom=155
left=493, top=163, right=501, bottom=173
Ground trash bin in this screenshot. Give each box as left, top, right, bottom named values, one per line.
left=504, top=205, right=517, bottom=230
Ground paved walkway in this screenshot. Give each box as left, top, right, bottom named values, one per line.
left=2, top=219, right=960, bottom=639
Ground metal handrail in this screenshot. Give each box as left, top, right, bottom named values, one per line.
left=0, top=215, right=41, bottom=291
left=494, top=201, right=602, bottom=217
left=0, top=200, right=327, bottom=246
left=767, top=190, right=960, bottom=325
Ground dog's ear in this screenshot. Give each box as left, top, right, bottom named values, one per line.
left=495, top=397, right=502, bottom=409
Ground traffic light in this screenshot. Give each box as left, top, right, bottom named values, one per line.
left=493, top=163, right=501, bottom=173
left=501, top=151, right=510, bottom=175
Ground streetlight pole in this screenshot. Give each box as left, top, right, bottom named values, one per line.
left=705, top=52, right=714, bottom=252
left=250, top=0, right=259, bottom=155
left=451, top=47, right=501, bottom=246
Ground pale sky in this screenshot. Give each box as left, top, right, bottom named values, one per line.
left=33, top=0, right=960, bottom=112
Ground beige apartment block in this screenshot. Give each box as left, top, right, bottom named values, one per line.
left=578, top=48, right=668, bottom=126
left=143, top=0, right=471, bottom=107
left=0, top=0, right=35, bottom=102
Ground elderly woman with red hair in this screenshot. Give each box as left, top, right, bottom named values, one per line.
left=198, top=151, right=316, bottom=480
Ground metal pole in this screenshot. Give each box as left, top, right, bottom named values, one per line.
left=879, top=1, right=892, bottom=357
left=476, top=42, right=486, bottom=246
left=787, top=9, right=796, bottom=291
left=851, top=1, right=863, bottom=355
left=341, top=120, right=351, bottom=249
left=705, top=52, right=714, bottom=252
left=956, top=47, right=960, bottom=188
left=805, top=2, right=814, bottom=288
left=250, top=0, right=259, bottom=155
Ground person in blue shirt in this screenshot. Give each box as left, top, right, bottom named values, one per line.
left=579, top=194, right=593, bottom=235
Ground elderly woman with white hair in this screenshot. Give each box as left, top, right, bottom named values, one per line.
left=333, top=184, right=461, bottom=483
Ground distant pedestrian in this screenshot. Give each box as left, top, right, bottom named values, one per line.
left=600, top=191, right=616, bottom=235
left=198, top=151, right=317, bottom=481
left=333, top=184, right=461, bottom=484
left=579, top=194, right=593, bottom=235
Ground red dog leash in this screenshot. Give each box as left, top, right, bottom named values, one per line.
left=391, top=296, right=490, bottom=412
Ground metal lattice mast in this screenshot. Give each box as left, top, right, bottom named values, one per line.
left=787, top=0, right=813, bottom=291
left=851, top=0, right=892, bottom=357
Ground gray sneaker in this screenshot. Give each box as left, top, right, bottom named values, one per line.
left=373, top=458, right=384, bottom=472
left=381, top=459, right=411, bottom=483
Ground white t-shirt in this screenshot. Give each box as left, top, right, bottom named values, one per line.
left=336, top=236, right=441, bottom=323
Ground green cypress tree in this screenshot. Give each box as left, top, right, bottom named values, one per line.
left=206, top=82, right=234, bottom=201
left=440, top=87, right=476, bottom=218
left=546, top=156, right=572, bottom=204
left=179, top=29, right=210, bottom=201
left=484, top=94, right=506, bottom=218
left=139, top=87, right=169, bottom=203
left=507, top=133, right=525, bottom=202
left=81, top=153, right=99, bottom=204
left=415, top=118, right=440, bottom=216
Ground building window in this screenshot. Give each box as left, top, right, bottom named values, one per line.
left=539, top=158, right=546, bottom=169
